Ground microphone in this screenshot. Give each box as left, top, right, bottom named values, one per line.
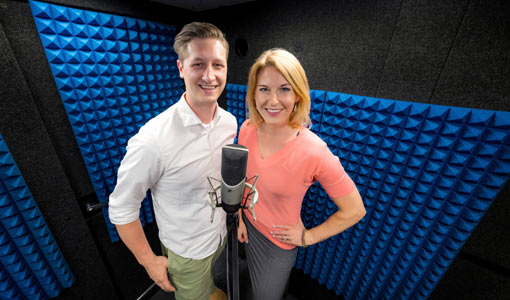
left=207, top=145, right=258, bottom=300
left=220, top=144, right=248, bottom=214
left=207, top=144, right=259, bottom=221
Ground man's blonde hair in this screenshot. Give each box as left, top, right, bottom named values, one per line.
left=173, top=22, right=229, bottom=61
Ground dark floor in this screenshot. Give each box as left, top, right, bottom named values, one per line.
left=149, top=286, right=299, bottom=300
left=148, top=243, right=341, bottom=300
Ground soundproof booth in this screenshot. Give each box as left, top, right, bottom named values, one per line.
left=1, top=0, right=509, bottom=299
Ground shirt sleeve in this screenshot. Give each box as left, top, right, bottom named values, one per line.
left=315, top=144, right=356, bottom=199
left=108, top=133, right=163, bottom=225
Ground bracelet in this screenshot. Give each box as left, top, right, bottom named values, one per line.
left=301, top=229, right=308, bottom=247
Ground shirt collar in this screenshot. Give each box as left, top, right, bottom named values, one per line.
left=176, top=93, right=222, bottom=128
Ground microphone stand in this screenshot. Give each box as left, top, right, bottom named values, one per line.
left=207, top=175, right=258, bottom=300
left=226, top=212, right=240, bottom=300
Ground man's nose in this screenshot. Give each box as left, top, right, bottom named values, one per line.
left=202, top=65, right=215, bottom=81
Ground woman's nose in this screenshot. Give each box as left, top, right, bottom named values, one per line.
left=268, top=91, right=279, bottom=104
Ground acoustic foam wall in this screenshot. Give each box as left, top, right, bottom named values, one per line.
left=225, top=84, right=510, bottom=300
left=226, top=83, right=248, bottom=132
left=0, top=133, right=75, bottom=300
left=29, top=0, right=184, bottom=241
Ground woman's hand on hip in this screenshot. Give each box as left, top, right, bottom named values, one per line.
left=272, top=218, right=306, bottom=247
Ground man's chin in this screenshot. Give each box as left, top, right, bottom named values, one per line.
left=200, top=91, right=220, bottom=100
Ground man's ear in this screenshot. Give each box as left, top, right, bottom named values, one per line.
left=177, top=60, right=184, bottom=79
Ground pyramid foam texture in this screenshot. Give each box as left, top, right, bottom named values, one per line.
left=29, top=0, right=184, bottom=241
left=226, top=85, right=510, bottom=300
left=0, top=133, right=75, bottom=300
left=225, top=83, right=248, bottom=143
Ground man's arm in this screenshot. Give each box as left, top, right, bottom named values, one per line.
left=116, top=219, right=175, bottom=292
left=108, top=134, right=173, bottom=290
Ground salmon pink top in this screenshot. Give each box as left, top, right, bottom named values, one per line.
left=239, top=120, right=356, bottom=249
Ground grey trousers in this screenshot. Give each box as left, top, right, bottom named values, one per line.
left=244, top=218, right=298, bottom=300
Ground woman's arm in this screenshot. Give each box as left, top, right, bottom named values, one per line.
left=237, top=208, right=248, bottom=243
left=305, top=188, right=365, bottom=246
left=272, top=188, right=365, bottom=247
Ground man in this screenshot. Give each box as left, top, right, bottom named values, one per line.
left=109, top=22, right=236, bottom=300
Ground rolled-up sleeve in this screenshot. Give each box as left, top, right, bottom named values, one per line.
left=108, top=133, right=162, bottom=225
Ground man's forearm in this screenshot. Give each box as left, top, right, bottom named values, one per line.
left=115, top=219, right=156, bottom=265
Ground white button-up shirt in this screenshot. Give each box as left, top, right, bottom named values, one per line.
left=109, top=94, right=237, bottom=259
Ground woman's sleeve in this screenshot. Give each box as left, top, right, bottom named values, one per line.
left=315, top=144, right=356, bottom=199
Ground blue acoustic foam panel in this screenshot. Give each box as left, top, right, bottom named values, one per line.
left=225, top=85, right=510, bottom=300
left=309, top=89, right=327, bottom=133
left=0, top=133, right=75, bottom=300
left=29, top=0, right=184, bottom=241
left=225, top=83, right=248, bottom=143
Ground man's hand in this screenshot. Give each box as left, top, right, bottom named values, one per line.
left=115, top=220, right=176, bottom=292
left=141, top=255, right=175, bottom=292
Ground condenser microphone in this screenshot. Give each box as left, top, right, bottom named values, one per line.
left=220, top=144, right=249, bottom=214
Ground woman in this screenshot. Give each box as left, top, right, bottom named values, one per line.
left=237, top=48, right=366, bottom=300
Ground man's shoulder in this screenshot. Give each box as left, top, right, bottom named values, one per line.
left=218, top=105, right=237, bottom=123
left=149, top=102, right=181, bottom=126
left=135, top=104, right=179, bottom=140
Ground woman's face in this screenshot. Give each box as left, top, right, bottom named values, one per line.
left=254, top=66, right=299, bottom=128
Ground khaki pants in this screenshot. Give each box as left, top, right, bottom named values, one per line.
left=162, top=238, right=225, bottom=300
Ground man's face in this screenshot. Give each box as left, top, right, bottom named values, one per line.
left=177, top=38, right=227, bottom=108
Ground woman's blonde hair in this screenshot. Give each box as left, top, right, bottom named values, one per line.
left=246, top=48, right=311, bottom=128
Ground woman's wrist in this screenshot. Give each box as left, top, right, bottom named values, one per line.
left=302, top=228, right=315, bottom=247
left=302, top=228, right=309, bottom=247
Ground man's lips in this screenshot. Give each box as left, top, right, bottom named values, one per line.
left=199, top=84, right=218, bottom=90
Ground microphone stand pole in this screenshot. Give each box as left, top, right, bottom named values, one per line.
left=226, top=212, right=240, bottom=300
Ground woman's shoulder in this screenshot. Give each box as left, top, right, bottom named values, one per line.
left=240, top=119, right=258, bottom=132
left=239, top=119, right=257, bottom=143
left=299, top=128, right=328, bottom=150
